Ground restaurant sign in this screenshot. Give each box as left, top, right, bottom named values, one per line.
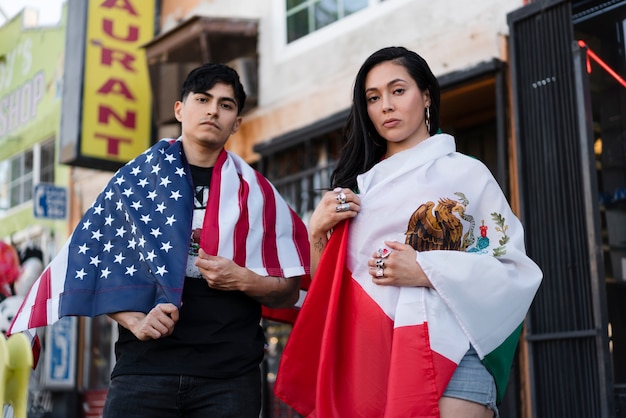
left=60, top=0, right=155, bottom=171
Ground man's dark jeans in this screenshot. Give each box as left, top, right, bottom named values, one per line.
left=102, top=368, right=261, bottom=417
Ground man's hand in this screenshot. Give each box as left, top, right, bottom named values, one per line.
left=109, top=303, right=179, bottom=341
left=195, top=249, right=247, bottom=291
left=195, top=248, right=301, bottom=308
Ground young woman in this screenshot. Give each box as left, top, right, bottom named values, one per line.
left=276, top=47, right=542, bottom=418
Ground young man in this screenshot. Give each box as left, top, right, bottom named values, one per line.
left=101, top=63, right=310, bottom=417
left=9, top=63, right=309, bottom=417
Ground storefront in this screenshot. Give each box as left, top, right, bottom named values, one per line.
left=574, top=0, right=626, bottom=412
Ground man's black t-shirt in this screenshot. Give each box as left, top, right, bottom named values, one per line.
left=110, top=164, right=266, bottom=379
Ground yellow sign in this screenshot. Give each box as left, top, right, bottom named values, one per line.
left=81, top=0, right=154, bottom=163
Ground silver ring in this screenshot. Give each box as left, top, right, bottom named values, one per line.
left=375, top=267, right=384, bottom=277
left=335, top=203, right=350, bottom=212
left=336, top=191, right=346, bottom=204
left=377, top=248, right=391, bottom=258
left=375, top=258, right=385, bottom=268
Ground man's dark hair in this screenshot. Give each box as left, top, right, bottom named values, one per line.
left=180, top=63, right=247, bottom=115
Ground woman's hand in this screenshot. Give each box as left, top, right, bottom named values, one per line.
left=309, top=187, right=360, bottom=275
left=367, top=241, right=432, bottom=288
left=309, top=188, right=360, bottom=241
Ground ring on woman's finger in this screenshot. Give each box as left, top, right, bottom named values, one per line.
left=336, top=191, right=347, bottom=204
left=335, top=203, right=350, bottom=212
left=377, top=248, right=391, bottom=258
left=375, top=258, right=385, bottom=268
left=375, top=267, right=384, bottom=277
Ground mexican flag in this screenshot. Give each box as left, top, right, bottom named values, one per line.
left=274, top=134, right=542, bottom=417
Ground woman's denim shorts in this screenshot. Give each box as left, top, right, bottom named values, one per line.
left=442, top=346, right=499, bottom=417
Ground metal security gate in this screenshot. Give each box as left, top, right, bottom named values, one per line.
left=508, top=1, right=614, bottom=417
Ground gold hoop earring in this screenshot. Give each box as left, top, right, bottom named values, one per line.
left=425, top=107, right=431, bottom=134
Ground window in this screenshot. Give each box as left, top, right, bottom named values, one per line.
left=40, top=140, right=55, bottom=184
left=286, top=0, right=369, bottom=43
left=10, top=149, right=34, bottom=208
left=1, top=140, right=56, bottom=211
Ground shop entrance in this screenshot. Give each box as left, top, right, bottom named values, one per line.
left=508, top=0, right=626, bottom=416
left=574, top=0, right=626, bottom=412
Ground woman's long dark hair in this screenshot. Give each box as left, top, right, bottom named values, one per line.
left=330, top=46, right=440, bottom=190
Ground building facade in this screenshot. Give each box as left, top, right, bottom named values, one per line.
left=0, top=9, right=68, bottom=253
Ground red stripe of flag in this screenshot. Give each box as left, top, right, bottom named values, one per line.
left=202, top=150, right=228, bottom=255
left=29, top=267, right=52, bottom=329
left=290, top=209, right=310, bottom=276
left=255, top=172, right=280, bottom=276
left=232, top=174, right=249, bottom=266
left=260, top=202, right=312, bottom=323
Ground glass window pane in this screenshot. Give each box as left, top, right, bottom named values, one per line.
left=10, top=183, right=20, bottom=207
left=11, top=157, right=21, bottom=179
left=315, top=0, right=338, bottom=30
left=41, top=166, right=54, bottom=183
left=345, top=0, right=368, bottom=15
left=287, top=9, right=309, bottom=42
left=6, top=148, right=40, bottom=207
left=0, top=160, right=9, bottom=212
left=22, top=150, right=34, bottom=204
left=23, top=172, right=33, bottom=202
left=286, top=0, right=368, bottom=43
left=286, top=0, right=305, bottom=9
left=40, top=141, right=55, bottom=183
left=23, top=150, right=33, bottom=175
left=41, top=141, right=55, bottom=165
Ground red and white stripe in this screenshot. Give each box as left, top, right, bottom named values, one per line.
left=201, top=150, right=309, bottom=278
left=8, top=241, right=69, bottom=335
left=202, top=150, right=311, bottom=324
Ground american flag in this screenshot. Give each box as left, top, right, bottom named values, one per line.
left=8, top=138, right=310, bottom=365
